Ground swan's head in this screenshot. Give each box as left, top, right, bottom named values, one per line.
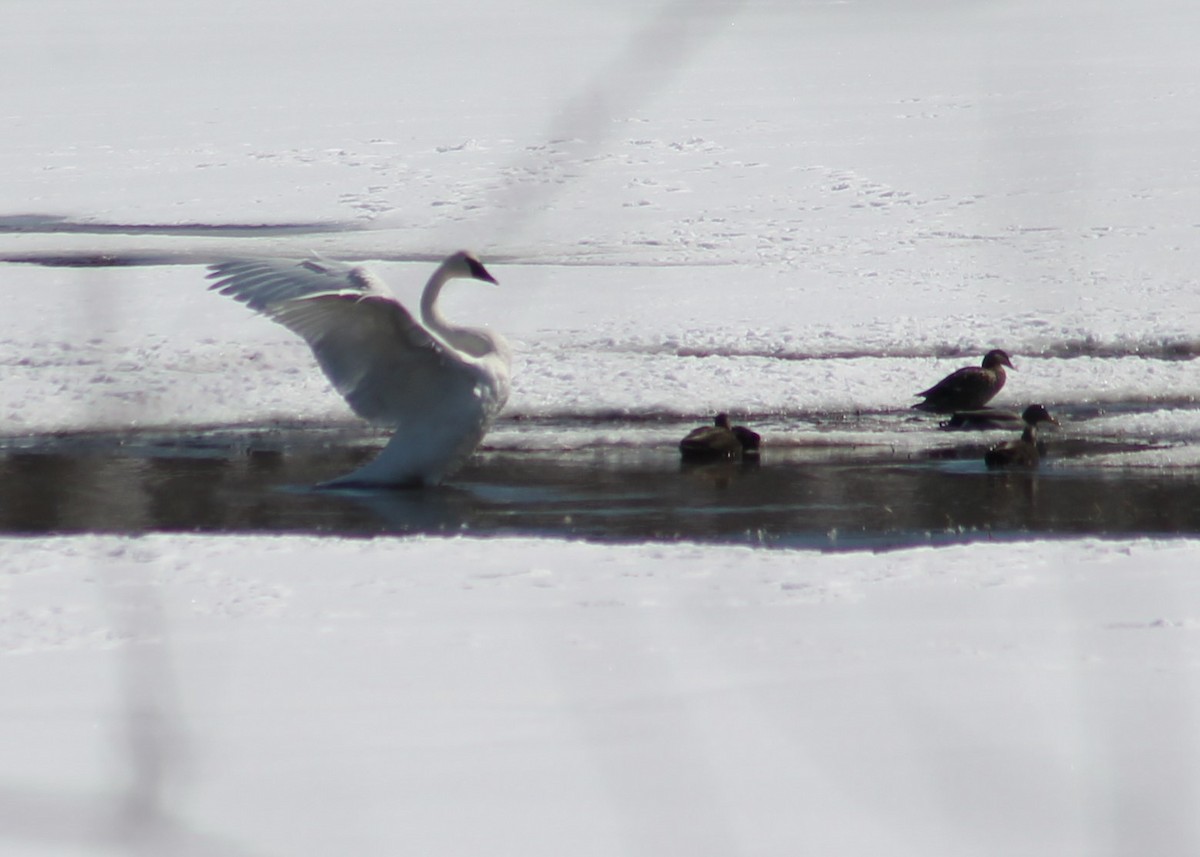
left=446, top=250, right=498, bottom=285
left=982, top=349, right=1015, bottom=370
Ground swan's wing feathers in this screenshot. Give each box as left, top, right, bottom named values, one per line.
left=266, top=292, right=436, bottom=355
left=262, top=293, right=477, bottom=425
left=209, top=256, right=501, bottom=427
left=207, top=257, right=388, bottom=312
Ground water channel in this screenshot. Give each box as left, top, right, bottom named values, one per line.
left=4, top=415, right=1199, bottom=549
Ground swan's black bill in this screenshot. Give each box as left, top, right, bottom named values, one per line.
left=467, top=257, right=498, bottom=284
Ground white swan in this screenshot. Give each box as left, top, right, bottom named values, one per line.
left=207, top=251, right=510, bottom=488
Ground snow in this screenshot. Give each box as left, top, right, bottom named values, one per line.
left=3, top=535, right=1200, bottom=856
left=3, top=0, right=1200, bottom=854
left=4, top=262, right=1199, bottom=443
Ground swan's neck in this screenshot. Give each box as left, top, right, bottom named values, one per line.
left=420, top=263, right=494, bottom=358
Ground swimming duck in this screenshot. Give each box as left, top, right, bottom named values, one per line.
left=984, top=404, right=1059, bottom=468
left=913, top=349, right=1015, bottom=413
left=731, top=423, right=761, bottom=456
left=679, top=413, right=760, bottom=461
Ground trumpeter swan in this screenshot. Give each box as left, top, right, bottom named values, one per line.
left=208, top=250, right=510, bottom=487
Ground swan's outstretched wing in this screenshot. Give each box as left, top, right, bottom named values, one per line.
left=208, top=258, right=486, bottom=425
left=208, top=256, right=387, bottom=309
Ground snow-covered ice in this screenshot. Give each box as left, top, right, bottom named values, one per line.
left=3, top=0, right=1200, bottom=854
left=4, top=0, right=1200, bottom=447
left=3, top=535, right=1200, bottom=856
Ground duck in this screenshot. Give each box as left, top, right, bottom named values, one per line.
left=731, top=422, right=761, bottom=456
left=984, top=404, right=1059, bottom=469
left=208, top=251, right=510, bottom=488
left=939, top=408, right=1026, bottom=431
left=913, top=349, right=1015, bottom=413
left=679, top=413, right=760, bottom=461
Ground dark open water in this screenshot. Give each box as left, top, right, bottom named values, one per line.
left=3, top=419, right=1199, bottom=549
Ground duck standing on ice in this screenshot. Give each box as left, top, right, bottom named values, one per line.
left=913, top=349, right=1015, bottom=413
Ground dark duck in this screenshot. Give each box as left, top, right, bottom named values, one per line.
left=939, top=408, right=1026, bottom=431
left=984, top=404, right=1059, bottom=469
left=679, top=413, right=760, bottom=461
left=913, top=349, right=1015, bottom=414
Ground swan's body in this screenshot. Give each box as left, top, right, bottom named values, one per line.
left=208, top=251, right=510, bottom=487
left=984, top=404, right=1059, bottom=469
left=913, top=349, right=1015, bottom=413
left=679, top=413, right=760, bottom=461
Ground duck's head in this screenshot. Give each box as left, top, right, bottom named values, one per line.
left=1021, top=404, right=1059, bottom=427
left=983, top=349, right=1015, bottom=370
